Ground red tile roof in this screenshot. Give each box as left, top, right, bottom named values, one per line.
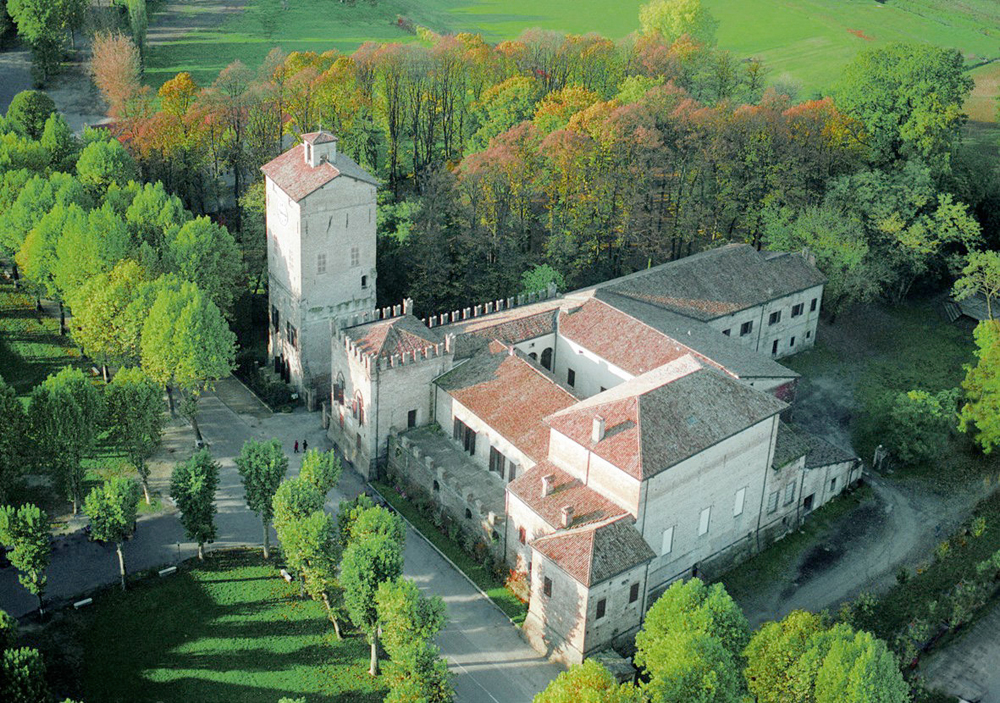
left=302, top=131, right=337, bottom=144
left=436, top=349, right=577, bottom=463
left=345, top=315, right=442, bottom=361
left=559, top=298, right=719, bottom=376
left=545, top=357, right=787, bottom=480
left=261, top=142, right=377, bottom=202
left=507, top=461, right=628, bottom=529
left=532, top=516, right=655, bottom=586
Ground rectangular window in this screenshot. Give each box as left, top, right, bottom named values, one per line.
left=722, top=329, right=731, bottom=336
left=350, top=246, right=360, bottom=267
left=806, top=331, right=812, bottom=339
left=629, top=582, right=640, bottom=604
left=740, top=321, right=753, bottom=336
left=567, top=368, right=576, bottom=387
left=784, top=482, right=796, bottom=505
left=286, top=323, right=298, bottom=349
left=767, top=490, right=779, bottom=514
left=830, top=477, right=838, bottom=493
left=361, top=275, right=368, bottom=289
left=661, top=526, right=674, bottom=555
left=769, top=310, right=781, bottom=325
left=790, top=337, right=796, bottom=347
left=317, top=252, right=327, bottom=274
left=543, top=576, right=552, bottom=597
left=699, top=507, right=711, bottom=536
left=733, top=488, right=746, bottom=517
left=271, top=305, right=280, bottom=331
left=489, top=446, right=507, bottom=479
left=518, top=526, right=526, bottom=545
left=772, top=339, right=779, bottom=355
left=792, top=303, right=804, bottom=317
left=596, top=598, right=607, bottom=619
left=453, top=417, right=462, bottom=441
left=810, top=298, right=818, bottom=312
left=407, top=409, right=417, bottom=428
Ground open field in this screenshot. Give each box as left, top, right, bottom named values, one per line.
left=147, top=0, right=1000, bottom=100
left=32, top=549, right=384, bottom=703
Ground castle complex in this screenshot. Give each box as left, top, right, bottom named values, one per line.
left=262, top=133, right=861, bottom=664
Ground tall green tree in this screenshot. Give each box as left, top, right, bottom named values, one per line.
left=170, top=449, right=219, bottom=560
left=5, top=91, right=54, bottom=139
left=76, top=137, right=139, bottom=194
left=638, top=0, right=718, bottom=46
left=0, top=646, right=49, bottom=703
left=28, top=366, right=103, bottom=514
left=140, top=280, right=236, bottom=441
left=105, top=367, right=164, bottom=504
left=298, top=449, right=342, bottom=496
left=341, top=532, right=405, bottom=676
left=83, top=476, right=141, bottom=591
left=164, top=216, right=243, bottom=317
left=960, top=319, right=1000, bottom=453
left=743, top=610, right=828, bottom=703
left=834, top=43, right=973, bottom=174
left=278, top=509, right=346, bottom=637
left=347, top=504, right=406, bottom=547
left=235, top=438, right=287, bottom=559
left=635, top=578, right=750, bottom=703
left=40, top=112, right=77, bottom=170
left=535, top=659, right=644, bottom=703
left=0, top=375, right=27, bottom=504
left=953, top=250, right=1000, bottom=320
left=0, top=504, right=50, bottom=614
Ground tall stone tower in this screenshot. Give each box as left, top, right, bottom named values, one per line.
left=261, top=131, right=378, bottom=405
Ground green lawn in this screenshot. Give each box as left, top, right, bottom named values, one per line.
left=372, top=480, right=529, bottom=625
left=147, top=0, right=1000, bottom=98
left=0, top=280, right=84, bottom=398
left=42, top=549, right=384, bottom=703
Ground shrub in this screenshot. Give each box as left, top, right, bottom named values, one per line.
left=972, top=516, right=987, bottom=538
left=934, top=540, right=951, bottom=562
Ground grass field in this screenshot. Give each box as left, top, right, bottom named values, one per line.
left=0, top=280, right=84, bottom=398
left=40, top=549, right=384, bottom=703
left=147, top=0, right=1000, bottom=101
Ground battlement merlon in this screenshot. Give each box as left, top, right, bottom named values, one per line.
left=422, top=282, right=558, bottom=328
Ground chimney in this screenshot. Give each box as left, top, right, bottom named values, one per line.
left=560, top=505, right=574, bottom=528
left=541, top=474, right=556, bottom=498
left=592, top=415, right=606, bottom=443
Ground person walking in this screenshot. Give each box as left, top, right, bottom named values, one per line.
left=302, top=439, right=308, bottom=453
left=294, top=440, right=299, bottom=453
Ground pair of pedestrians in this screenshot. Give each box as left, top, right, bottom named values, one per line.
left=293, top=439, right=308, bottom=453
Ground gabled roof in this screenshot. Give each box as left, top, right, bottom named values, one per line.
left=261, top=142, right=378, bottom=202
left=452, top=307, right=560, bottom=360
left=302, top=131, right=337, bottom=145
left=344, top=314, right=442, bottom=361
left=594, top=289, right=798, bottom=381
left=532, top=516, right=655, bottom=587
left=435, top=346, right=577, bottom=463
left=558, top=298, right=711, bottom=376
left=804, top=433, right=858, bottom=469
left=507, top=461, right=628, bottom=530
left=546, top=356, right=787, bottom=480
left=601, top=244, right=826, bottom=322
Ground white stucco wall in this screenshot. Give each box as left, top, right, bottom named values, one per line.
left=552, top=333, right=632, bottom=399
left=706, top=284, right=823, bottom=359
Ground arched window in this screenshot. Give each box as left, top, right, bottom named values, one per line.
left=433, top=480, right=440, bottom=492
left=465, top=508, right=472, bottom=520
left=355, top=393, right=365, bottom=426
left=334, top=372, right=345, bottom=404
left=540, top=347, right=553, bottom=370
left=529, top=352, right=538, bottom=361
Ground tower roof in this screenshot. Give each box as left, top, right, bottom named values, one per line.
left=261, top=141, right=378, bottom=202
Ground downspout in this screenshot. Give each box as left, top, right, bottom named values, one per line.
left=755, top=415, right=778, bottom=553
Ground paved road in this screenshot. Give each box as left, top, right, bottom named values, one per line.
left=0, top=382, right=561, bottom=702
left=922, top=600, right=1000, bottom=703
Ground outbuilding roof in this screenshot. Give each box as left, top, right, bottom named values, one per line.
left=532, top=516, right=655, bottom=587
left=546, top=356, right=787, bottom=480
left=435, top=346, right=577, bottom=463
left=261, top=141, right=378, bottom=202
left=601, top=244, right=826, bottom=322
left=507, top=461, right=628, bottom=530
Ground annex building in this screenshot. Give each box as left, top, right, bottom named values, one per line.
left=262, top=133, right=862, bottom=664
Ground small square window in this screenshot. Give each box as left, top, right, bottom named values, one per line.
left=769, top=311, right=781, bottom=325
left=810, top=298, right=818, bottom=312
left=543, top=576, right=552, bottom=597
left=567, top=368, right=576, bottom=387
left=629, top=582, right=640, bottom=603
left=722, top=329, right=731, bottom=336
left=791, top=303, right=804, bottom=317
left=596, top=598, right=607, bottom=619
left=518, top=527, right=526, bottom=545
left=740, top=321, right=753, bottom=336
left=317, top=252, right=327, bottom=274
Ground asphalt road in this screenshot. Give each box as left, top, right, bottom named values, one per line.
left=0, top=383, right=562, bottom=702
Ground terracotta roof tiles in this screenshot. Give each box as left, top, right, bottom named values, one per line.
left=507, top=462, right=628, bottom=530
left=532, top=516, right=655, bottom=586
